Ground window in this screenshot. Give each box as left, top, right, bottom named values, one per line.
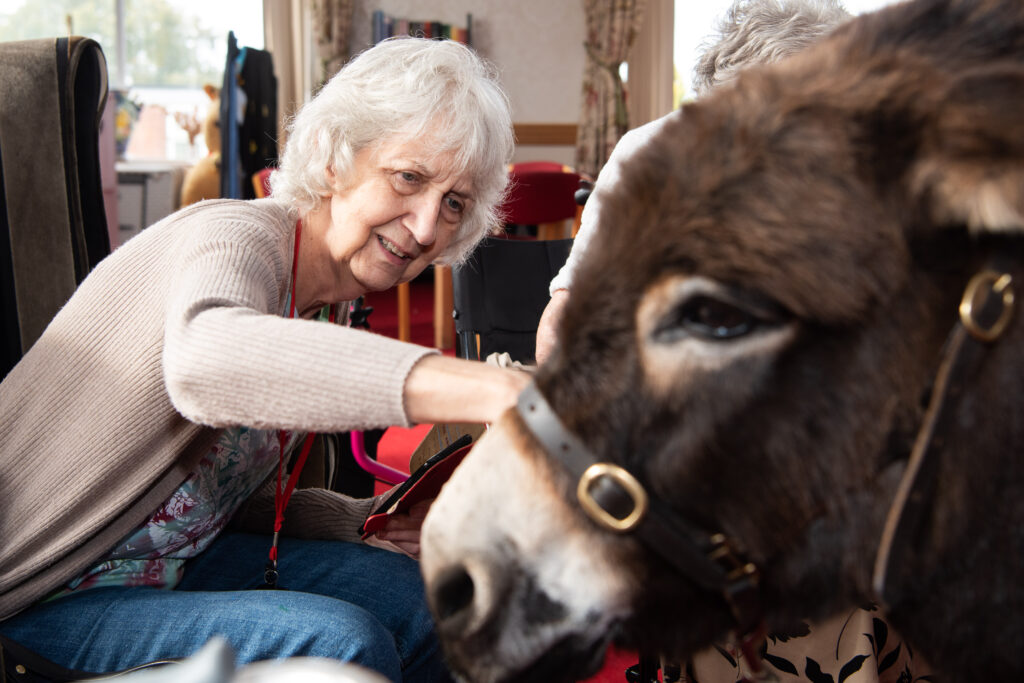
left=0, top=0, right=263, bottom=161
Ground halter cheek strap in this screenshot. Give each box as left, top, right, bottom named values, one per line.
left=873, top=268, right=1016, bottom=601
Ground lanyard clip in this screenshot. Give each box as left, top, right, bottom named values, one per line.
left=259, top=560, right=281, bottom=590
left=258, top=532, right=287, bottom=589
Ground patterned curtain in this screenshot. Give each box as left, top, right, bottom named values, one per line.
left=313, top=0, right=355, bottom=86
left=575, top=0, right=647, bottom=178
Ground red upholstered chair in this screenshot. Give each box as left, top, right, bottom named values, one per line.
left=503, top=162, right=583, bottom=240
left=350, top=431, right=408, bottom=485
left=251, top=167, right=273, bottom=198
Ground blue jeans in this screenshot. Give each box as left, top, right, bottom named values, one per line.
left=0, top=532, right=452, bottom=682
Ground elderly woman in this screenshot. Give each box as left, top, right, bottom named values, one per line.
left=0, top=37, right=523, bottom=682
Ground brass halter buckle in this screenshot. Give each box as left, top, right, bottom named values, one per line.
left=577, top=462, right=649, bottom=532
left=959, top=270, right=1015, bottom=342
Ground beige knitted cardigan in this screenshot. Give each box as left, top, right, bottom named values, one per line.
left=0, top=198, right=436, bottom=619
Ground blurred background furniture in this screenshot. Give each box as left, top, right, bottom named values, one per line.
left=452, top=237, right=573, bottom=364
left=116, top=160, right=188, bottom=242
left=430, top=161, right=586, bottom=351
left=504, top=161, right=583, bottom=240
left=0, top=36, right=110, bottom=382
left=252, top=167, right=273, bottom=198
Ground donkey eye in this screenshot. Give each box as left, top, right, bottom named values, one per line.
left=653, top=295, right=759, bottom=342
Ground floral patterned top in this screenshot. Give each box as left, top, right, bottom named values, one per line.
left=52, top=425, right=290, bottom=596
left=51, top=295, right=343, bottom=598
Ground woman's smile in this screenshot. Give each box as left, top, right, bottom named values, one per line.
left=377, top=234, right=414, bottom=263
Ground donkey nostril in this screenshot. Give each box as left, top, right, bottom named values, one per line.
left=434, top=565, right=475, bottom=622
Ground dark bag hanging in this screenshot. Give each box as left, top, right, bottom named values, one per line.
left=0, top=36, right=111, bottom=382
left=0, top=632, right=184, bottom=682
left=0, top=633, right=95, bottom=682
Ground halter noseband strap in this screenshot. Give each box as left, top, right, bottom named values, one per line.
left=516, top=384, right=766, bottom=649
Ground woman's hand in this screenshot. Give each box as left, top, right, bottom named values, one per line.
left=365, top=499, right=432, bottom=559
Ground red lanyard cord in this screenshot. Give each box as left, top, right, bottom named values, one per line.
left=262, top=218, right=319, bottom=589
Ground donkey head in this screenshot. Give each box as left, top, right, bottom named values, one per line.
left=422, top=2, right=1024, bottom=681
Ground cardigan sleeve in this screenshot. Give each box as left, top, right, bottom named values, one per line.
left=162, top=206, right=437, bottom=433
left=231, top=476, right=387, bottom=543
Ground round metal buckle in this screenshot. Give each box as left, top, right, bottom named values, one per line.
left=959, top=270, right=1015, bottom=342
left=577, top=463, right=649, bottom=532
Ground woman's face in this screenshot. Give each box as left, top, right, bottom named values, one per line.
left=315, top=135, right=475, bottom=301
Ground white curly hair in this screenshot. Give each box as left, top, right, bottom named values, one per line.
left=693, top=0, right=852, bottom=96
left=270, top=37, right=514, bottom=265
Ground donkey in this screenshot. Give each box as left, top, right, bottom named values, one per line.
left=420, top=0, right=1024, bottom=681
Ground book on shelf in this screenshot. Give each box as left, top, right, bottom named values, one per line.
left=371, top=10, right=472, bottom=46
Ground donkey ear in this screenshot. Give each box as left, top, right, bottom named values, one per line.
left=910, top=66, right=1024, bottom=234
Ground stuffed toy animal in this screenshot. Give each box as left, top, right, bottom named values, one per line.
left=179, top=84, right=221, bottom=206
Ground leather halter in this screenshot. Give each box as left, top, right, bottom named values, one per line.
left=517, top=267, right=1016, bottom=679
left=517, top=383, right=769, bottom=678
left=873, top=268, right=1016, bottom=600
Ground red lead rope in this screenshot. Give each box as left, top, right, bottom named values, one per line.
left=263, top=218, right=319, bottom=588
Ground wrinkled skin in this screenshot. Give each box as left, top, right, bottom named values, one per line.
left=422, top=1, right=1024, bottom=681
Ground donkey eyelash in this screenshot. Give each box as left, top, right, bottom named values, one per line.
left=647, top=279, right=790, bottom=345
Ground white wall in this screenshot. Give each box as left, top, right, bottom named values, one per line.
left=350, top=0, right=585, bottom=166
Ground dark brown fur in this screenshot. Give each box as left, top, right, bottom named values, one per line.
left=530, top=0, right=1024, bottom=678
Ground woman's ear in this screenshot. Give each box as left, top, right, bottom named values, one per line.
left=325, top=165, right=340, bottom=191
left=909, top=66, right=1024, bottom=234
